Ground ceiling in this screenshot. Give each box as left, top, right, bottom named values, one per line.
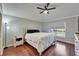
left=2, top=3, right=79, bottom=22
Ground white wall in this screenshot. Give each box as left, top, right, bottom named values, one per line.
left=3, top=15, right=42, bottom=47
left=0, top=14, right=1, bottom=52
left=66, top=17, right=78, bottom=43
left=42, top=17, right=78, bottom=44
left=0, top=4, right=3, bottom=55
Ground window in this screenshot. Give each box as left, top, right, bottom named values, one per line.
left=50, top=28, right=65, bottom=38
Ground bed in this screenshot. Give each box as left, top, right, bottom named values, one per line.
left=25, top=29, right=55, bottom=55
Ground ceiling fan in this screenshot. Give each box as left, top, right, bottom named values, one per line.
left=36, top=3, right=56, bottom=14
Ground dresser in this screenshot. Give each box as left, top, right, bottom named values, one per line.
left=74, top=33, right=79, bottom=56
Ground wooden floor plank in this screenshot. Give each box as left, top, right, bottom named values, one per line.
left=3, top=41, right=75, bottom=56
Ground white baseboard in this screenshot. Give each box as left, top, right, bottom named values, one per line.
left=7, top=44, right=13, bottom=47
left=57, top=39, right=74, bottom=44
left=3, top=44, right=13, bottom=48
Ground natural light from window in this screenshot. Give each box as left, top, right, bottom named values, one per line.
left=50, top=28, right=65, bottom=38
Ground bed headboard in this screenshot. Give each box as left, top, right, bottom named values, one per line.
left=27, top=29, right=40, bottom=33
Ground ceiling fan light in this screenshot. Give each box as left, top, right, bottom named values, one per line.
left=44, top=10, right=48, bottom=14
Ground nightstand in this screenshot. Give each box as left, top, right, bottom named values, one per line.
left=13, top=36, right=24, bottom=47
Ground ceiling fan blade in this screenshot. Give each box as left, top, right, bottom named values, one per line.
left=47, top=7, right=56, bottom=10
left=46, top=3, right=50, bottom=7
left=44, top=6, right=47, bottom=10
left=44, top=3, right=50, bottom=10
left=40, top=11, right=44, bottom=14
left=37, top=7, right=45, bottom=10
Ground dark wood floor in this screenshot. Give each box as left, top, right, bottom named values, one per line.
left=3, top=41, right=75, bottom=56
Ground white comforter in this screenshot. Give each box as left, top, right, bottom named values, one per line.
left=25, top=32, right=55, bottom=55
